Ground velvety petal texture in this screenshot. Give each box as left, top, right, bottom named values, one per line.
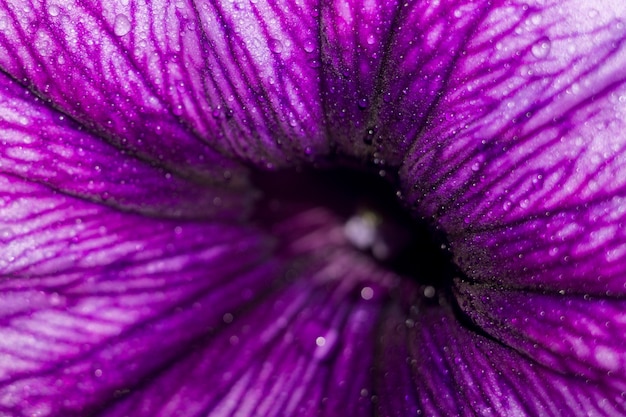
left=377, top=302, right=626, bottom=417
left=455, top=281, right=626, bottom=384
left=0, top=169, right=392, bottom=416
left=0, top=71, right=251, bottom=220
left=0, top=175, right=277, bottom=415
left=0, top=0, right=624, bottom=416
left=0, top=0, right=329, bottom=168
left=399, top=0, right=626, bottom=293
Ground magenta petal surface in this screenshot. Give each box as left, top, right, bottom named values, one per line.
left=377, top=303, right=626, bottom=417
left=0, top=0, right=328, bottom=168
left=400, top=0, right=626, bottom=293
left=0, top=0, right=625, bottom=415
left=0, top=72, right=252, bottom=219
left=0, top=178, right=276, bottom=416
left=101, top=279, right=380, bottom=417
left=455, top=281, right=626, bottom=383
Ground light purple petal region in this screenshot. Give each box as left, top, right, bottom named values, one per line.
left=191, top=0, right=328, bottom=166
left=377, top=302, right=626, bottom=417
left=0, top=186, right=391, bottom=416
left=101, top=278, right=381, bottom=417
left=2, top=0, right=626, bottom=415
left=0, top=0, right=328, bottom=168
left=0, top=72, right=252, bottom=220
left=98, top=203, right=392, bottom=416
left=0, top=179, right=277, bottom=416
left=398, top=0, right=626, bottom=293
left=319, top=0, right=501, bottom=164
left=455, top=281, right=626, bottom=385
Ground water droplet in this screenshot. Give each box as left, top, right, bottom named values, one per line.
left=47, top=5, right=60, bottom=16
left=0, top=228, right=12, bottom=242
left=308, top=58, right=320, bottom=68
left=114, top=14, right=132, bottom=37
left=313, top=330, right=338, bottom=360
left=360, top=286, right=374, bottom=300
left=530, top=13, right=542, bottom=25
left=532, top=173, right=544, bottom=189
left=531, top=37, right=551, bottom=59
left=222, top=313, right=233, bottom=323
left=357, top=97, right=369, bottom=109
left=303, top=39, right=315, bottom=53
left=269, top=38, right=283, bottom=53
left=366, top=34, right=375, bottom=45
left=423, top=286, right=436, bottom=298
left=363, top=127, right=374, bottom=144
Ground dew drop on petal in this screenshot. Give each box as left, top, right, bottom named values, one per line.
left=269, top=38, right=283, bottom=53
left=303, top=39, right=315, bottom=53
left=530, top=13, right=542, bottom=25
left=114, top=14, right=132, bottom=37
left=423, top=286, right=436, bottom=298
left=313, top=329, right=338, bottom=360
left=531, top=37, right=551, bottom=59
left=360, top=286, right=374, bottom=300
left=0, top=228, right=12, bottom=243
left=47, top=5, right=60, bottom=16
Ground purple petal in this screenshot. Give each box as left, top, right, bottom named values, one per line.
left=455, top=281, right=626, bottom=382
left=0, top=0, right=328, bottom=167
left=319, top=0, right=500, bottom=163
left=0, top=184, right=391, bottom=416
left=376, top=301, right=626, bottom=416
left=317, top=0, right=399, bottom=158
left=0, top=72, right=251, bottom=219
left=0, top=179, right=276, bottom=415
left=398, top=1, right=626, bottom=293
left=100, top=278, right=380, bottom=417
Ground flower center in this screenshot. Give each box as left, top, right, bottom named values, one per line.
left=250, top=163, right=458, bottom=297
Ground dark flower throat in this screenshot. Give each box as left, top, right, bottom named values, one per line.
left=251, top=164, right=458, bottom=296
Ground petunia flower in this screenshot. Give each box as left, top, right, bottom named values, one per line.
left=0, top=0, right=625, bottom=415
